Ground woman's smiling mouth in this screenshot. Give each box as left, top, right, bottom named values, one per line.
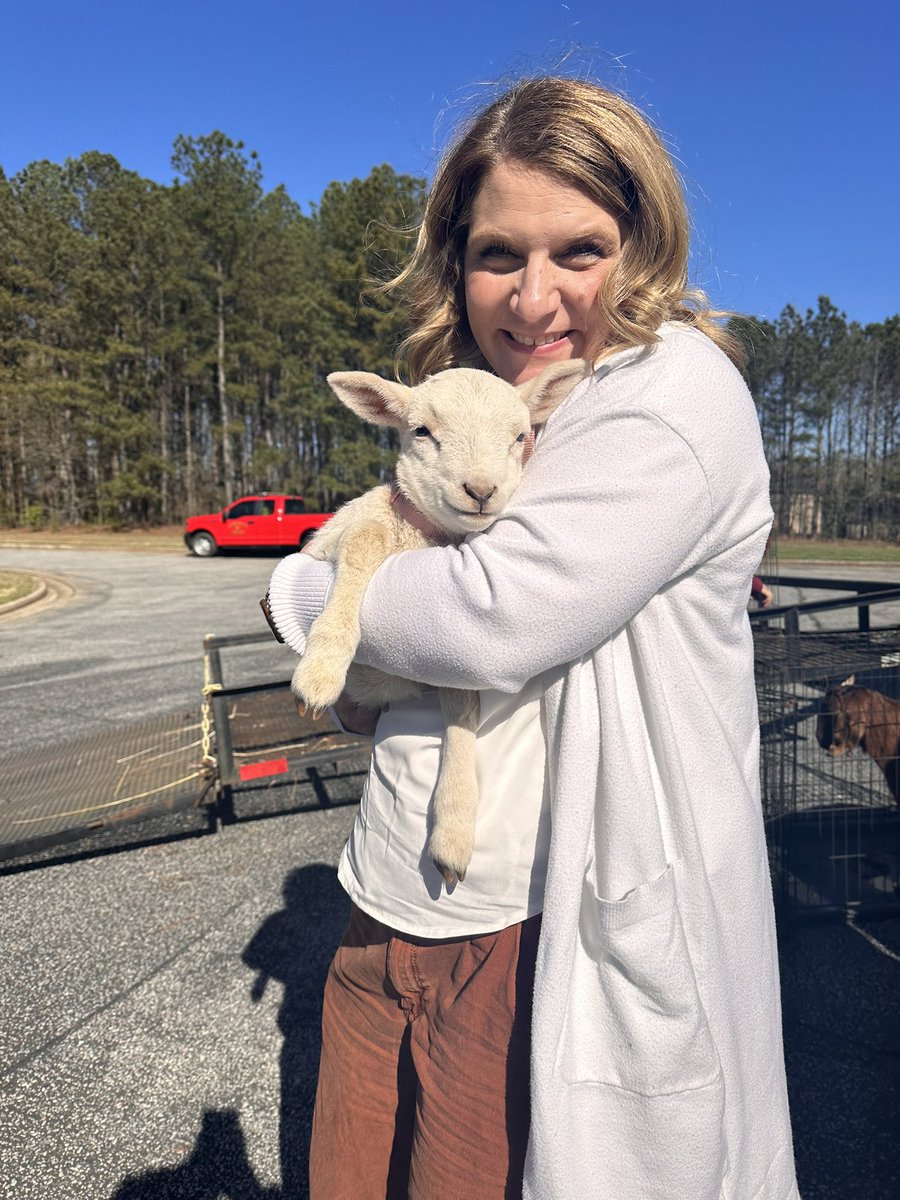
left=504, top=330, right=574, bottom=348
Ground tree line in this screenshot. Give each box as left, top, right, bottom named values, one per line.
left=0, top=134, right=422, bottom=527
left=736, top=303, right=900, bottom=540
left=1, top=134, right=897, bottom=538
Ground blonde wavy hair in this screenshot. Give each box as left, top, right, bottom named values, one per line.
left=390, top=76, right=743, bottom=383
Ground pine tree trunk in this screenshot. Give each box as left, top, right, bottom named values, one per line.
left=184, top=378, right=195, bottom=515
left=216, top=263, right=234, bottom=503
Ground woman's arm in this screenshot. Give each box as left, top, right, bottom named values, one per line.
left=354, top=399, right=716, bottom=693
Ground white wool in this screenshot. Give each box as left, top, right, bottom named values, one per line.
left=291, top=359, right=588, bottom=884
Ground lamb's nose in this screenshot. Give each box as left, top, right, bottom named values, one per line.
left=463, top=482, right=496, bottom=507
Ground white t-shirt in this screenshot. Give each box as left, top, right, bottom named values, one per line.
left=338, top=680, right=549, bottom=937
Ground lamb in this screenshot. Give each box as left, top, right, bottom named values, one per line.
left=817, top=675, right=900, bottom=804
left=290, top=358, right=590, bottom=886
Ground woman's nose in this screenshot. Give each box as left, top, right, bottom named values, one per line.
left=509, top=260, right=559, bottom=322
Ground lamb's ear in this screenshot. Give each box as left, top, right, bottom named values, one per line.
left=517, top=359, right=592, bottom=424
left=840, top=674, right=856, bottom=688
left=326, top=371, right=413, bottom=428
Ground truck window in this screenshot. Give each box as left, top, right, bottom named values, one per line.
left=225, top=499, right=275, bottom=519
left=225, top=500, right=255, bottom=520
left=284, top=498, right=307, bottom=514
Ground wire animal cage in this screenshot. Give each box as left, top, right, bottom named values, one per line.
left=752, top=582, right=900, bottom=918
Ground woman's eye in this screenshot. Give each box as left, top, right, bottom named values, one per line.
left=562, top=241, right=607, bottom=261
left=414, top=426, right=431, bottom=438
left=476, top=243, right=520, bottom=271
left=480, top=242, right=516, bottom=259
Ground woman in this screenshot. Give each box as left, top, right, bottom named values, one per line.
left=267, top=77, right=799, bottom=1199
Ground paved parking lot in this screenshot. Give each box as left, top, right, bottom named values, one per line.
left=1, top=549, right=899, bottom=1198
left=1, top=785, right=359, bottom=1200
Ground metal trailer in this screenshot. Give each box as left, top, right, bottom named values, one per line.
left=4, top=578, right=900, bottom=907
left=198, top=630, right=371, bottom=825
left=0, top=631, right=369, bottom=867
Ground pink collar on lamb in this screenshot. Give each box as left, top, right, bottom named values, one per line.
left=389, top=483, right=455, bottom=543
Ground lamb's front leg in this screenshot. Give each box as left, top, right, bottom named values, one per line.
left=429, top=688, right=480, bottom=886
left=291, top=526, right=389, bottom=717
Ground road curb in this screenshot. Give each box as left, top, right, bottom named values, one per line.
left=0, top=578, right=47, bottom=615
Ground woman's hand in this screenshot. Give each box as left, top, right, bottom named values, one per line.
left=330, top=692, right=380, bottom=737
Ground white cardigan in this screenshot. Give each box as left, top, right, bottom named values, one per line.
left=272, top=324, right=799, bottom=1198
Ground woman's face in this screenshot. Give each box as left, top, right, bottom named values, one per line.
left=463, top=160, right=624, bottom=385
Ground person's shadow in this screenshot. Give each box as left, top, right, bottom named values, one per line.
left=111, top=1108, right=280, bottom=1198
left=109, top=865, right=348, bottom=1200
left=242, top=863, right=351, bottom=1200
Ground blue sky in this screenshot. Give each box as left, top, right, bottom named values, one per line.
left=2, top=0, right=897, bottom=325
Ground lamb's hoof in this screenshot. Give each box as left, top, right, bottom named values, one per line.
left=428, top=826, right=473, bottom=888
left=433, top=857, right=466, bottom=887
left=293, top=693, right=329, bottom=722
left=291, top=662, right=344, bottom=715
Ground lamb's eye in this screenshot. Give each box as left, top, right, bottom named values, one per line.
left=414, top=426, right=430, bottom=438
left=515, top=432, right=527, bottom=443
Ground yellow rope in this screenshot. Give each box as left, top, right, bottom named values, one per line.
left=200, top=654, right=222, bottom=770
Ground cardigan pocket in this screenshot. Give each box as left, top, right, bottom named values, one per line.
left=557, top=860, right=722, bottom=1096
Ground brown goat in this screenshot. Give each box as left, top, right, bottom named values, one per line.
left=816, top=676, right=900, bottom=803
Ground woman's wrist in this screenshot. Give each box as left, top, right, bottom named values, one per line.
left=265, top=553, right=336, bottom=654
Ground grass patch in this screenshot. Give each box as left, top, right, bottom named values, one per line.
left=0, top=524, right=896, bottom=564
left=774, top=538, right=900, bottom=564
left=0, top=525, right=184, bottom=553
left=0, top=571, right=39, bottom=605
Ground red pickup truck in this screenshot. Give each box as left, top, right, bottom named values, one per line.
left=183, top=494, right=332, bottom=557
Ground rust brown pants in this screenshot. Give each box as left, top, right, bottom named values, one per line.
left=309, top=902, right=541, bottom=1199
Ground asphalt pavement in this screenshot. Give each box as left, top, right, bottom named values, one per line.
left=0, top=546, right=362, bottom=1199
left=0, top=548, right=898, bottom=1199
left=0, top=547, right=301, bottom=756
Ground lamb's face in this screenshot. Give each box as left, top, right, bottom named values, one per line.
left=395, top=371, right=533, bottom=537
left=325, top=359, right=590, bottom=538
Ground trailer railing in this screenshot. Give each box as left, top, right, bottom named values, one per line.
left=201, top=630, right=369, bottom=826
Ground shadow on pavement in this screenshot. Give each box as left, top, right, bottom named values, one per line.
left=111, top=1109, right=280, bottom=1199
left=109, top=863, right=349, bottom=1200
left=780, top=915, right=900, bottom=1200
left=243, top=863, right=350, bottom=1199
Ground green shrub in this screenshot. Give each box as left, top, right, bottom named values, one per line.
left=24, top=504, right=46, bottom=531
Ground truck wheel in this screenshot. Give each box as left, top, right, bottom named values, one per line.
left=189, top=532, right=218, bottom=557
left=299, top=530, right=317, bottom=550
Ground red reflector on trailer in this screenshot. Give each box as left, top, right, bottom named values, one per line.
left=239, top=757, right=289, bottom=782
